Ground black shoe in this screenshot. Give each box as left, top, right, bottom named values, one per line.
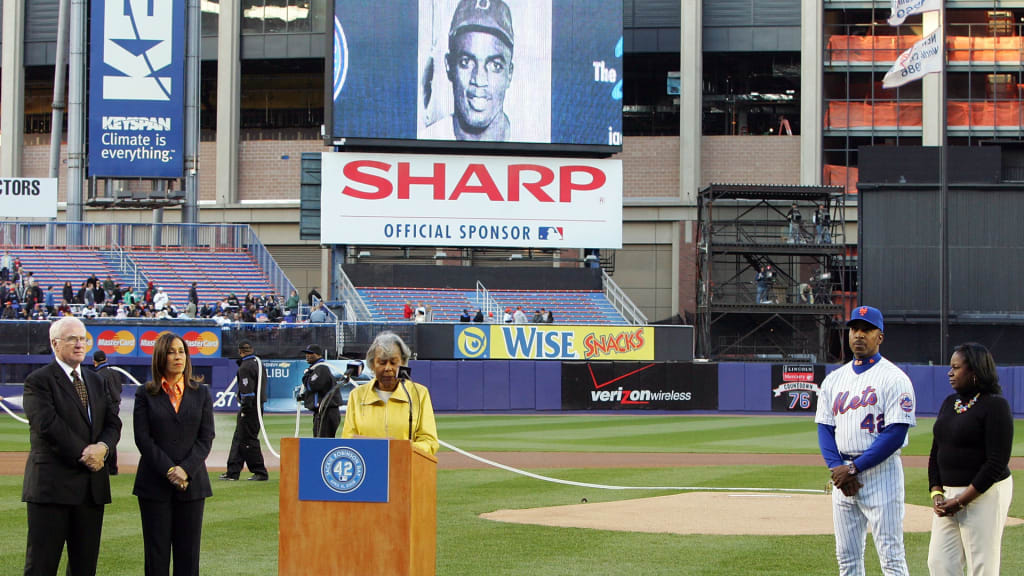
left=219, top=473, right=239, bottom=481
left=247, top=474, right=269, bottom=482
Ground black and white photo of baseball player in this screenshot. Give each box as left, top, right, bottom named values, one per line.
left=419, top=0, right=551, bottom=143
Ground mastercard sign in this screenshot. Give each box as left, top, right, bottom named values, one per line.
left=97, top=329, right=137, bottom=355
left=183, top=330, right=220, bottom=356
left=139, top=330, right=173, bottom=356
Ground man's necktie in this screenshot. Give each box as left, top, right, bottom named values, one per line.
left=71, top=369, right=89, bottom=409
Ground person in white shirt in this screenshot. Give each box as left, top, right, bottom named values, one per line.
left=153, top=288, right=169, bottom=311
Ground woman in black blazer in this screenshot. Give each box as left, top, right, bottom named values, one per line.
left=134, top=333, right=215, bottom=576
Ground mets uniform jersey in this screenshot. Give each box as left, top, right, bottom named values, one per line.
left=815, top=357, right=916, bottom=454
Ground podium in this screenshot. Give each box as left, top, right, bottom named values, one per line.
left=279, top=437, right=437, bottom=575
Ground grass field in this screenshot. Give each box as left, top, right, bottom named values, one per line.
left=1, top=413, right=1022, bottom=575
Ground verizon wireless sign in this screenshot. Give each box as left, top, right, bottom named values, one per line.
left=320, top=152, right=622, bottom=248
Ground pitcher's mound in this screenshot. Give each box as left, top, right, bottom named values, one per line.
left=481, top=492, right=1024, bottom=536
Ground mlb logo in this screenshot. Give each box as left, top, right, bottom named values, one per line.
left=539, top=227, right=564, bottom=240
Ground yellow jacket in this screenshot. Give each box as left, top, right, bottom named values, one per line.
left=341, top=379, right=439, bottom=456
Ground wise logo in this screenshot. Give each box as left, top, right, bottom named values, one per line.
left=102, top=0, right=176, bottom=101
left=496, top=326, right=575, bottom=359
left=97, top=330, right=137, bottom=355
left=183, top=330, right=220, bottom=356
left=455, top=326, right=489, bottom=359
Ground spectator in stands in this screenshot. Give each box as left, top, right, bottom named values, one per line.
left=183, top=300, right=197, bottom=319
left=263, top=299, right=279, bottom=322
left=308, top=302, right=328, bottom=323
left=530, top=309, right=543, bottom=323
left=425, top=304, right=434, bottom=322
left=62, top=281, right=74, bottom=305
left=43, top=286, right=55, bottom=313
left=502, top=308, right=513, bottom=323
left=144, top=281, right=156, bottom=305
left=459, top=309, right=472, bottom=322
left=153, top=287, right=169, bottom=311
left=513, top=306, right=527, bottom=324
left=30, top=303, right=49, bottom=320
left=82, top=303, right=99, bottom=318
left=93, top=280, right=106, bottom=305
left=102, top=275, right=116, bottom=299
left=110, top=283, right=123, bottom=305
left=473, top=308, right=484, bottom=323
left=123, top=286, right=138, bottom=306
left=82, top=281, right=95, bottom=307
left=284, top=290, right=299, bottom=314
left=543, top=308, right=554, bottom=323
left=241, top=304, right=257, bottom=323
left=403, top=300, right=414, bottom=320
left=244, top=292, right=255, bottom=309
left=414, top=301, right=426, bottom=319
left=0, top=251, right=10, bottom=281
left=56, top=299, right=72, bottom=317
left=226, top=293, right=240, bottom=310
left=255, top=307, right=270, bottom=322
left=188, top=282, right=199, bottom=307
left=115, top=305, right=128, bottom=319
left=307, top=287, right=322, bottom=307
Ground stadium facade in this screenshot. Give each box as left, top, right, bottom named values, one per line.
left=2, top=1, right=1024, bottom=360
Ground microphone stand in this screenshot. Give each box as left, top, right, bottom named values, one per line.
left=398, top=379, right=414, bottom=442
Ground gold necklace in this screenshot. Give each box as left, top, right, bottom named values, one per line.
left=953, top=393, right=980, bottom=414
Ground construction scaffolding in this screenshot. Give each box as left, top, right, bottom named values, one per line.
left=696, top=184, right=848, bottom=362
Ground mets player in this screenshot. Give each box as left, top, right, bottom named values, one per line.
left=816, top=306, right=917, bottom=576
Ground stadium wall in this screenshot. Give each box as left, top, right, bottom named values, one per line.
left=4, top=358, right=1022, bottom=418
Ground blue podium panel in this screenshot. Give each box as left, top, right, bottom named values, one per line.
left=298, top=438, right=390, bottom=502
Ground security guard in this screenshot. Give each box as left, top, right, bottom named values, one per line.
left=302, top=345, right=342, bottom=438
left=221, top=341, right=269, bottom=481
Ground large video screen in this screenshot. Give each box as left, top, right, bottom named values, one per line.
left=329, top=0, right=622, bottom=151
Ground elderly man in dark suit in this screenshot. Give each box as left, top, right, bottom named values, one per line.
left=22, top=316, right=122, bottom=575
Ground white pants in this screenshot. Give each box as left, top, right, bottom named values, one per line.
left=832, top=456, right=909, bottom=576
left=928, top=476, right=1013, bottom=576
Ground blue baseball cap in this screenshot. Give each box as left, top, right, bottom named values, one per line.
left=847, top=306, right=884, bottom=332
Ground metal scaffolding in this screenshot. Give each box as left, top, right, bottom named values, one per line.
left=696, top=184, right=848, bottom=362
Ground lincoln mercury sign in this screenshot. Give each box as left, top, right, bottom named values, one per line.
left=320, top=152, right=622, bottom=249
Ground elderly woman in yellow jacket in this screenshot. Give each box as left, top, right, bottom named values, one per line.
left=342, top=331, right=438, bottom=455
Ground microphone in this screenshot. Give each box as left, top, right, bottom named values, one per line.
left=397, top=366, right=413, bottom=441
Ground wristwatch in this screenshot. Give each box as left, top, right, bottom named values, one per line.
left=848, top=462, right=858, bottom=476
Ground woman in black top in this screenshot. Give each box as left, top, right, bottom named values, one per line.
left=927, top=342, right=1013, bottom=576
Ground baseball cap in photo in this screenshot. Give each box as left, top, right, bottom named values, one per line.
left=303, top=344, right=324, bottom=356
left=847, top=306, right=884, bottom=332
left=450, top=0, right=514, bottom=49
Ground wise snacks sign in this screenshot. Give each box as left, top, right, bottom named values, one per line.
left=320, top=152, right=622, bottom=249
left=454, top=325, right=651, bottom=360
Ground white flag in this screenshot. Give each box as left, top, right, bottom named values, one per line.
left=883, top=29, right=943, bottom=88
left=888, top=0, right=942, bottom=26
